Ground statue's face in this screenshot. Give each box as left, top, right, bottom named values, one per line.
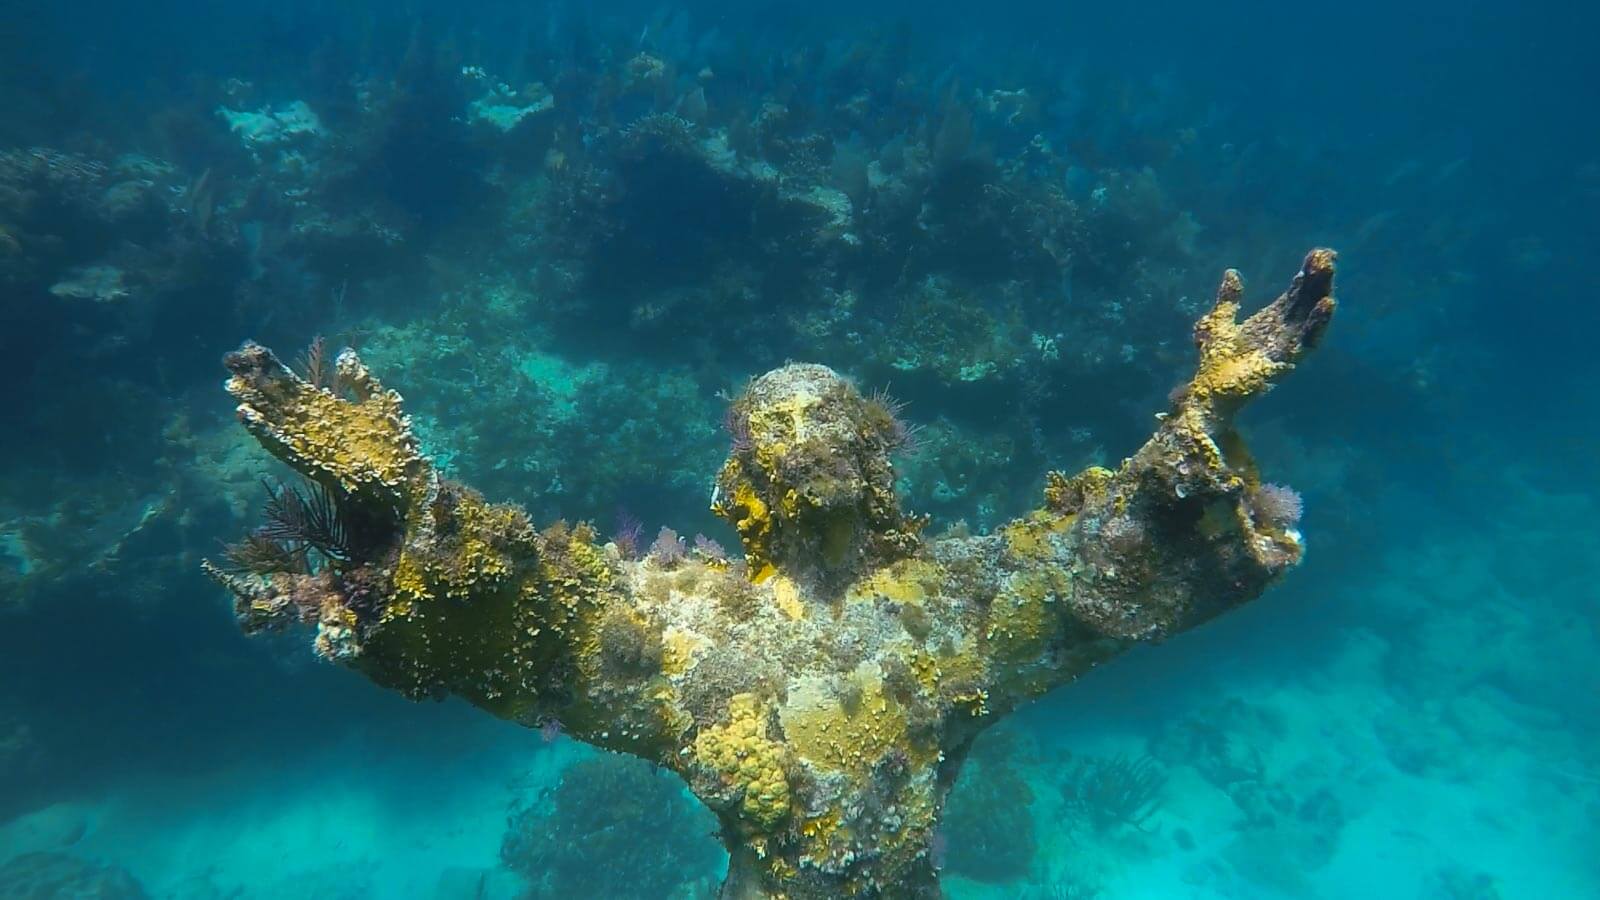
left=712, top=363, right=915, bottom=586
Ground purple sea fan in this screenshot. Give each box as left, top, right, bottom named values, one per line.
left=613, top=511, right=644, bottom=559
left=1251, top=483, right=1304, bottom=529
left=649, top=526, right=688, bottom=566
left=538, top=716, right=563, bottom=744
left=693, top=533, right=729, bottom=563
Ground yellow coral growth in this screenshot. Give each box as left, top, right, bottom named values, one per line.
left=539, top=534, right=613, bottom=607
left=1188, top=266, right=1301, bottom=412
left=748, top=391, right=820, bottom=449
left=770, top=575, right=806, bottom=620
left=780, top=669, right=929, bottom=775
left=1189, top=350, right=1281, bottom=406
left=694, top=693, right=792, bottom=829
left=1000, top=516, right=1068, bottom=562
left=388, top=489, right=534, bottom=607
left=226, top=345, right=426, bottom=506
left=950, top=687, right=990, bottom=717
left=660, top=626, right=709, bottom=676
left=261, top=393, right=416, bottom=494
left=846, top=558, right=942, bottom=605
left=713, top=473, right=776, bottom=576
left=1043, top=466, right=1114, bottom=515
left=906, top=640, right=988, bottom=699
left=986, top=567, right=1067, bottom=666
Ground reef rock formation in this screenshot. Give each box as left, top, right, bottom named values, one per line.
left=0, top=852, right=147, bottom=899
left=204, top=250, right=1337, bottom=898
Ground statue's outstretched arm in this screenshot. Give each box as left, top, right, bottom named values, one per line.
left=203, top=343, right=680, bottom=760
left=957, top=249, right=1337, bottom=713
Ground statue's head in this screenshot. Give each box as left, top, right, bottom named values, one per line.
left=711, top=364, right=924, bottom=592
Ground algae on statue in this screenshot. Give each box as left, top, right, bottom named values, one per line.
left=205, top=250, right=1338, bottom=898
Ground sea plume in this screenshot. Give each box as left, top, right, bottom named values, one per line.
left=258, top=478, right=350, bottom=562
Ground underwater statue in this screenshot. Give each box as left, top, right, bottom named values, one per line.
left=204, top=250, right=1337, bottom=898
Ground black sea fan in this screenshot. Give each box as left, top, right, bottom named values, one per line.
left=220, top=530, right=305, bottom=575
left=258, top=478, right=351, bottom=562
left=1062, top=753, right=1167, bottom=832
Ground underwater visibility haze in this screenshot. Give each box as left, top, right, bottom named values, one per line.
left=0, top=1, right=1596, bottom=898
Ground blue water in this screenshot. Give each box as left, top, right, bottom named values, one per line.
left=1, top=2, right=1595, bottom=897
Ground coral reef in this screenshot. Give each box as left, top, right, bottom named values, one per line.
left=0, top=16, right=1358, bottom=636
left=500, top=751, right=720, bottom=898
left=0, top=852, right=147, bottom=899
left=941, top=736, right=1039, bottom=883
left=1060, top=754, right=1167, bottom=833
left=205, top=251, right=1337, bottom=897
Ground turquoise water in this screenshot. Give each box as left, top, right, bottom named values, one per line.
left=1, top=2, right=1595, bottom=898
